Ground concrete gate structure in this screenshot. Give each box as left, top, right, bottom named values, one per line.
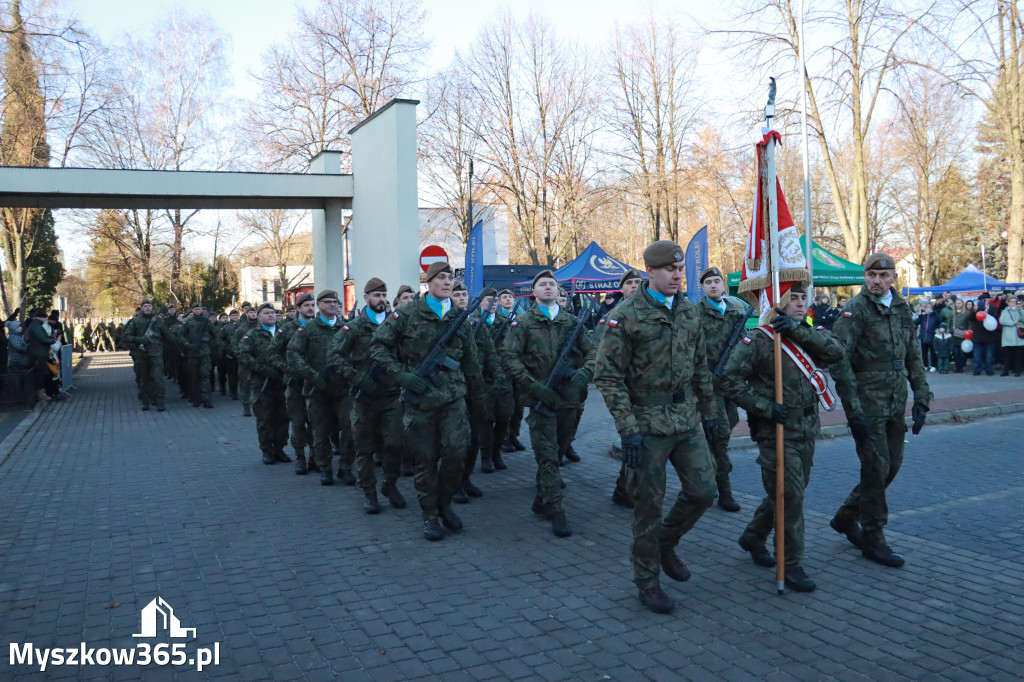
left=0, top=98, right=421, bottom=304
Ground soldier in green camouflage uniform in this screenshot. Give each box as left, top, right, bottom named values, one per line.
left=237, top=303, right=290, bottom=465
left=498, top=288, right=527, bottom=453
left=161, top=304, right=179, bottom=380
left=218, top=310, right=240, bottom=398
left=287, top=290, right=354, bottom=486
left=472, top=287, right=514, bottom=476
left=503, top=270, right=596, bottom=539
left=326, top=278, right=407, bottom=513
left=828, top=253, right=933, bottom=568
left=594, top=240, right=721, bottom=615
left=697, top=266, right=748, bottom=512
left=122, top=300, right=175, bottom=411
left=270, top=294, right=315, bottom=474
left=370, top=262, right=484, bottom=541
left=233, top=304, right=257, bottom=416
left=720, top=283, right=846, bottom=592
left=180, top=302, right=215, bottom=408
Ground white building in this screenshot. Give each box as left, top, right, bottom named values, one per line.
left=896, top=254, right=921, bottom=289
left=239, top=264, right=314, bottom=306
left=418, top=205, right=509, bottom=270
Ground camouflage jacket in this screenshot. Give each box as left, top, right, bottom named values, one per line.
left=180, top=315, right=214, bottom=357
left=268, top=317, right=310, bottom=384
left=698, top=296, right=749, bottom=373
left=830, top=286, right=933, bottom=417
left=237, top=325, right=286, bottom=391
left=369, top=297, right=483, bottom=410
left=326, top=310, right=399, bottom=396
left=594, top=282, right=717, bottom=437
left=286, top=315, right=348, bottom=398
left=122, top=313, right=173, bottom=355
left=501, top=305, right=595, bottom=409
left=231, top=317, right=257, bottom=355
left=470, top=312, right=507, bottom=389
left=720, top=323, right=845, bottom=442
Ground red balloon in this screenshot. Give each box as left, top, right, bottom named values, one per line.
left=976, top=310, right=987, bottom=321
left=964, top=330, right=974, bottom=340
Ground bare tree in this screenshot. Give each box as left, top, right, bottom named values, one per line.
left=237, top=209, right=311, bottom=294
left=245, top=0, right=428, bottom=171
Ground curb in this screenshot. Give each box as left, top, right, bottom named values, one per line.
left=728, top=401, right=1024, bottom=450
left=0, top=400, right=47, bottom=470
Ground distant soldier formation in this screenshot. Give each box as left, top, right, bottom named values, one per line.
left=110, top=243, right=934, bottom=614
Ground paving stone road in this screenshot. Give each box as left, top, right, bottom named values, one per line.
left=1, top=352, right=1022, bottom=681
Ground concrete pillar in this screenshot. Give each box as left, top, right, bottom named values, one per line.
left=350, top=99, right=421, bottom=298
left=310, top=150, right=346, bottom=297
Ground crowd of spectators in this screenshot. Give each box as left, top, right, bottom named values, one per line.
left=2, top=308, right=69, bottom=401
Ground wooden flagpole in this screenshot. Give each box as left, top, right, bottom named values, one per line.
left=764, top=78, right=785, bottom=595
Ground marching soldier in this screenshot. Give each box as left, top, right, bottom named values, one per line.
left=828, top=253, right=933, bottom=568
left=162, top=303, right=179, bottom=380
left=370, top=262, right=484, bottom=541
left=218, top=310, right=240, bottom=399
left=498, top=288, right=527, bottom=453
left=594, top=240, right=721, bottom=614
left=720, top=282, right=845, bottom=592
left=122, top=300, right=175, bottom=411
left=237, top=303, right=290, bottom=465
left=697, top=266, right=747, bottom=512
left=503, top=270, right=596, bottom=538
left=271, top=294, right=316, bottom=474
left=287, top=290, right=354, bottom=486
left=600, top=268, right=643, bottom=508
left=476, top=287, right=514, bottom=475
left=180, top=302, right=215, bottom=408
left=393, top=284, right=416, bottom=309
left=326, top=278, right=407, bottom=513
left=234, top=304, right=257, bottom=416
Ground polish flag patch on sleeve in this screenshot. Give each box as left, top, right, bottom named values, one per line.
left=392, top=312, right=399, bottom=319
left=342, top=325, right=349, bottom=331
left=742, top=336, right=752, bottom=344
left=843, top=311, right=854, bottom=318
left=608, top=319, right=619, bottom=328
left=242, top=335, right=249, bottom=340
left=510, top=321, right=518, bottom=327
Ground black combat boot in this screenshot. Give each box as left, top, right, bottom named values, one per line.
left=320, top=468, right=334, bottom=486
left=738, top=536, right=776, bottom=567
left=548, top=507, right=572, bottom=537
left=493, top=449, right=508, bottom=471
left=275, top=448, right=291, bottom=463
left=230, top=391, right=238, bottom=400
left=563, top=445, right=580, bottom=462
left=438, top=506, right=463, bottom=531
left=463, top=477, right=482, bottom=498
left=381, top=481, right=406, bottom=509
left=451, top=486, right=469, bottom=504
left=862, top=544, right=905, bottom=568
left=612, top=486, right=634, bottom=508
left=784, top=565, right=816, bottom=592
left=203, top=400, right=214, bottom=408
left=307, top=457, right=321, bottom=473
left=638, top=586, right=674, bottom=614
left=363, top=490, right=381, bottom=515
left=423, top=517, right=443, bottom=541
left=501, top=439, right=515, bottom=453
left=155, top=401, right=166, bottom=412
left=660, top=552, right=691, bottom=582
left=338, top=468, right=356, bottom=486
left=242, top=403, right=252, bottom=417
left=262, top=450, right=276, bottom=465
left=401, top=460, right=415, bottom=477
left=531, top=495, right=546, bottom=516
left=509, top=436, right=526, bottom=451
left=479, top=452, right=495, bottom=474
left=294, top=451, right=308, bottom=475
left=829, top=517, right=864, bottom=549
left=141, top=400, right=150, bottom=411
left=717, top=484, right=741, bottom=512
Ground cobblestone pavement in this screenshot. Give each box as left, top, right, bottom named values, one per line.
left=1, top=352, right=1021, bottom=681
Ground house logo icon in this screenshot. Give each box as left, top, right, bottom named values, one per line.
left=133, top=597, right=197, bottom=639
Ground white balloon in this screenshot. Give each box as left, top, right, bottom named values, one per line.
left=983, top=315, right=998, bottom=332
left=961, top=339, right=974, bottom=353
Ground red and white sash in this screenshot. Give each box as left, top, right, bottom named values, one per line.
left=755, top=326, right=837, bottom=412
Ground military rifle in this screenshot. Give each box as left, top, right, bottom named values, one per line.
left=491, top=298, right=524, bottom=348
left=712, top=299, right=756, bottom=380
left=534, top=297, right=596, bottom=419
left=401, top=294, right=483, bottom=406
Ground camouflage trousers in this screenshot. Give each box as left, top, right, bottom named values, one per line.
left=629, top=425, right=716, bottom=590
left=306, top=394, right=354, bottom=473
left=832, top=413, right=907, bottom=547
left=218, top=356, right=238, bottom=396
left=286, top=382, right=311, bottom=450
left=525, top=406, right=577, bottom=512
left=134, top=352, right=165, bottom=405
left=185, top=354, right=211, bottom=403
left=352, top=395, right=403, bottom=491
left=710, top=394, right=740, bottom=493
left=739, top=438, right=814, bottom=568
left=237, top=363, right=252, bottom=405
left=507, top=386, right=526, bottom=438
left=253, top=383, right=289, bottom=454
left=404, top=401, right=470, bottom=519
left=470, top=385, right=514, bottom=473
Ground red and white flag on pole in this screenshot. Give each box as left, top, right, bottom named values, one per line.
left=738, top=131, right=810, bottom=323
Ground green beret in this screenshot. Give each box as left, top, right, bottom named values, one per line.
left=363, top=277, right=387, bottom=294
left=532, top=270, right=558, bottom=287
left=426, top=261, right=453, bottom=282
left=699, top=266, right=724, bottom=283
left=257, top=302, right=276, bottom=314
left=294, top=293, right=314, bottom=306
left=316, top=289, right=339, bottom=302
left=395, top=284, right=414, bottom=299
left=481, top=287, right=498, bottom=298
left=452, top=280, right=467, bottom=292
left=499, top=289, right=513, bottom=297
left=864, top=252, right=896, bottom=271
left=618, top=268, right=642, bottom=289
left=643, top=240, right=684, bottom=268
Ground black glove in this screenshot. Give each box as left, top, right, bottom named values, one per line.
left=531, top=381, right=559, bottom=408
left=262, top=367, right=282, bottom=383
left=397, top=372, right=429, bottom=395
left=620, top=433, right=646, bottom=469
left=569, top=368, right=591, bottom=390
left=848, top=413, right=872, bottom=442
left=769, top=313, right=799, bottom=336
left=311, top=375, right=328, bottom=393
left=911, top=402, right=928, bottom=435
left=702, top=419, right=718, bottom=449
left=770, top=403, right=788, bottom=424
left=357, top=377, right=379, bottom=395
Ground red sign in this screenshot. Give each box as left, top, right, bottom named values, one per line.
left=420, top=245, right=449, bottom=273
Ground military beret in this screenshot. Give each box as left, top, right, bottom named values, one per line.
left=395, top=284, right=414, bottom=299
left=295, top=293, right=314, bottom=306
left=256, top=302, right=276, bottom=313
left=532, top=270, right=558, bottom=287
left=316, top=289, right=339, bottom=302
left=643, top=240, right=684, bottom=268
left=452, top=280, right=467, bottom=292
left=863, top=252, right=896, bottom=271
left=240, top=301, right=252, bottom=309
left=140, top=299, right=153, bottom=306
left=699, top=266, right=724, bottom=283
left=229, top=309, right=239, bottom=315
left=425, top=261, right=453, bottom=281
left=285, top=305, right=296, bottom=312
left=557, top=286, right=567, bottom=296
left=618, top=268, right=642, bottom=289
left=499, top=289, right=513, bottom=297
left=190, top=301, right=202, bottom=309
left=363, top=277, right=387, bottom=294
left=481, top=287, right=498, bottom=298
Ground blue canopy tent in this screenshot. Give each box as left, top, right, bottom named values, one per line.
left=902, top=264, right=1015, bottom=296
left=513, top=241, right=647, bottom=296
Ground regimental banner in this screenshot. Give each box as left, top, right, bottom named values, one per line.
left=685, top=226, right=708, bottom=303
